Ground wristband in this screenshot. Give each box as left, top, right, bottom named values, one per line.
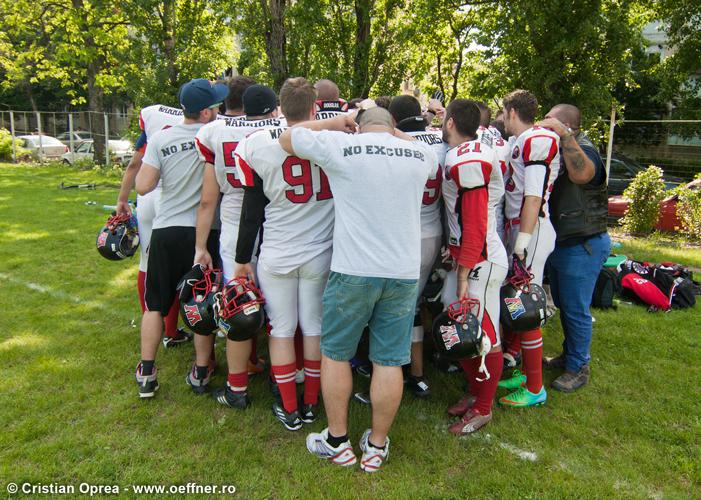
left=514, top=232, right=532, bottom=254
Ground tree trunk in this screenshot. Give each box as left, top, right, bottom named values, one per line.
left=352, top=0, right=372, bottom=98
left=87, top=59, right=106, bottom=164
left=261, top=0, right=288, bottom=91
left=162, top=0, right=178, bottom=92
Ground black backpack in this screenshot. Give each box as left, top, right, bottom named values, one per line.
left=591, top=267, right=619, bottom=309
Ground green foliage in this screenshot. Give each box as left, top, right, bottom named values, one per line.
left=676, top=174, right=701, bottom=241
left=0, top=128, right=28, bottom=161
left=621, top=165, right=667, bottom=235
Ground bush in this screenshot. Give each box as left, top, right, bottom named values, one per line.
left=0, top=128, right=28, bottom=161
left=621, top=165, right=667, bottom=235
left=677, top=173, right=701, bottom=240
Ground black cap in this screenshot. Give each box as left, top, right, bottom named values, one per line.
left=242, top=85, right=277, bottom=115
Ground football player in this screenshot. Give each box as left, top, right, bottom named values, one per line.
left=133, top=79, right=227, bottom=398
left=440, top=99, right=508, bottom=434
left=313, top=79, right=349, bottom=120
left=193, top=83, right=284, bottom=404
left=233, top=77, right=333, bottom=430
left=498, top=89, right=561, bottom=408
left=388, top=95, right=446, bottom=398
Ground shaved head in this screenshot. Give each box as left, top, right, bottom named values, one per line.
left=314, top=79, right=340, bottom=100
left=547, top=104, right=581, bottom=130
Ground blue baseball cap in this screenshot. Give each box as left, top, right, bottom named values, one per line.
left=179, top=78, right=229, bottom=113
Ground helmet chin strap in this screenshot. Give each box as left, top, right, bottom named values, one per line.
left=475, top=335, right=492, bottom=382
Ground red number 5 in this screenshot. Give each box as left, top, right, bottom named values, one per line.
left=222, top=141, right=242, bottom=188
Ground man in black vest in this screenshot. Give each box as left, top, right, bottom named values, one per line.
left=538, top=104, right=610, bottom=392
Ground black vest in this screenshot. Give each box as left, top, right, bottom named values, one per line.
left=550, top=134, right=608, bottom=244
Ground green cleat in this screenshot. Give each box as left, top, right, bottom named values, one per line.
left=499, top=386, right=547, bottom=407
left=497, top=369, right=527, bottom=390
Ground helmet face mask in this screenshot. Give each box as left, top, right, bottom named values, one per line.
left=178, top=265, right=223, bottom=335
left=500, top=255, right=548, bottom=332
left=96, top=213, right=140, bottom=261
left=216, top=278, right=265, bottom=341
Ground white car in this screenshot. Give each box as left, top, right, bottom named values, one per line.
left=18, top=135, right=69, bottom=161
left=61, top=139, right=134, bottom=166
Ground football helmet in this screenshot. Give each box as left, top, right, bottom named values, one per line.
left=216, top=278, right=265, bottom=341
left=500, top=255, right=548, bottom=332
left=178, top=265, right=223, bottom=335
left=96, top=213, right=139, bottom=261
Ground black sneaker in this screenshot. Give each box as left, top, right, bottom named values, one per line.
left=298, top=395, right=318, bottom=424
left=135, top=363, right=159, bottom=399
left=354, top=364, right=372, bottom=378
left=162, top=328, right=193, bottom=348
left=543, top=353, right=566, bottom=370
left=272, top=401, right=303, bottom=431
left=213, top=386, right=250, bottom=409
left=185, top=365, right=211, bottom=395
left=406, top=375, right=431, bottom=398
left=353, top=391, right=371, bottom=405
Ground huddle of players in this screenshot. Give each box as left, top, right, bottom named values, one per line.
left=118, top=74, right=560, bottom=436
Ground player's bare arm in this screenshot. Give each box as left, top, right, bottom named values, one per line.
left=537, top=117, right=594, bottom=184
left=193, top=164, right=220, bottom=269
left=135, top=163, right=160, bottom=195
left=457, top=265, right=470, bottom=300
left=116, top=150, right=144, bottom=214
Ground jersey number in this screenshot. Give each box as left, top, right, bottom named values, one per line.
left=282, top=157, right=332, bottom=203
left=222, top=141, right=242, bottom=188
left=423, top=167, right=442, bottom=205
left=457, top=142, right=481, bottom=156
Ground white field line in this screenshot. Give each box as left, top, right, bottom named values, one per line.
left=0, top=272, right=106, bottom=309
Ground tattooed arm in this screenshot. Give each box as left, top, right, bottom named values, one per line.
left=538, top=117, right=595, bottom=184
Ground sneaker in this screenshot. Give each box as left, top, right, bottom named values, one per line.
left=295, top=369, right=305, bottom=384
left=447, top=394, right=476, bottom=417
left=359, top=429, right=389, bottom=473
left=271, top=401, right=303, bottom=431
left=354, top=364, right=372, bottom=378
left=503, top=352, right=521, bottom=370
left=405, top=375, right=431, bottom=398
left=306, top=428, right=357, bottom=467
left=353, top=391, right=371, bottom=405
left=213, top=386, right=250, bottom=409
left=448, top=409, right=492, bottom=435
left=551, top=365, right=590, bottom=393
left=299, top=402, right=318, bottom=424
left=185, top=364, right=211, bottom=395
left=497, top=369, right=527, bottom=390
left=162, top=328, right=193, bottom=348
left=499, top=386, right=547, bottom=407
left=135, top=363, right=159, bottom=399
left=543, top=353, right=566, bottom=370
left=432, top=352, right=459, bottom=373
left=247, top=357, right=266, bottom=376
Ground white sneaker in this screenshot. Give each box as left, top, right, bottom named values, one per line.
left=306, top=428, right=357, bottom=467
left=359, top=429, right=389, bottom=473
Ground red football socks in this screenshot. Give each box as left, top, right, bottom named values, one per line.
left=472, top=351, right=503, bottom=415
left=137, top=271, right=146, bottom=313
left=303, top=359, right=321, bottom=405
left=459, top=358, right=480, bottom=397
left=227, top=372, right=248, bottom=394
left=521, top=328, right=544, bottom=393
left=272, top=362, right=298, bottom=413
left=504, top=329, right=521, bottom=358
left=164, top=297, right=179, bottom=339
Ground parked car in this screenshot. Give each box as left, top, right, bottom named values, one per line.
left=608, top=178, right=701, bottom=232
left=56, top=131, right=93, bottom=149
left=17, top=135, right=69, bottom=161
left=608, top=153, right=683, bottom=195
left=61, top=139, right=134, bottom=166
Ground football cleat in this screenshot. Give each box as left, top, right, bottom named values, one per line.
left=306, top=428, right=357, bottom=467
left=162, top=328, right=193, bottom=348
left=213, top=386, right=250, bottom=409
left=405, top=375, right=431, bottom=398
left=353, top=392, right=371, bottom=405
left=359, top=429, right=389, bottom=473
left=447, top=394, right=476, bottom=417
left=299, top=402, right=318, bottom=424
left=497, top=369, right=527, bottom=390
left=448, top=409, right=492, bottom=435
left=499, top=386, right=547, bottom=407
left=135, top=363, right=159, bottom=399
left=185, top=364, right=211, bottom=395
left=271, top=401, right=302, bottom=431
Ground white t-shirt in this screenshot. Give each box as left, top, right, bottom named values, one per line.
left=504, top=126, right=561, bottom=220
left=291, top=128, right=438, bottom=280
left=235, top=127, right=334, bottom=274
left=407, top=130, right=447, bottom=239
left=143, top=123, right=205, bottom=229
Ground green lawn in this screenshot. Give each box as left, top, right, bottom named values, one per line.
left=1, top=164, right=700, bottom=498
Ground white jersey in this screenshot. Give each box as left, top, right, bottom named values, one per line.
left=235, top=127, right=334, bottom=274
left=442, top=137, right=507, bottom=268
left=139, top=105, right=183, bottom=141
left=315, top=99, right=350, bottom=120
left=407, top=130, right=447, bottom=239
left=504, top=126, right=560, bottom=221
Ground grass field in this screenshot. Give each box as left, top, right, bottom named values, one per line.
left=1, top=163, right=700, bottom=499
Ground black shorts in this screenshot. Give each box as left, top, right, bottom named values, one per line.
left=144, top=226, right=220, bottom=316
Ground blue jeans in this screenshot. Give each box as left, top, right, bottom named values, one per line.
left=547, top=233, right=611, bottom=372
left=321, top=272, right=419, bottom=366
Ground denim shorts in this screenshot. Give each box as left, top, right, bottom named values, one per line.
left=321, top=272, right=419, bottom=366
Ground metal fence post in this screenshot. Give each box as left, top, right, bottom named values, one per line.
left=68, top=113, right=75, bottom=155
left=104, top=113, right=110, bottom=167
left=605, top=105, right=616, bottom=184
left=10, top=111, right=17, bottom=163
left=36, top=111, right=44, bottom=164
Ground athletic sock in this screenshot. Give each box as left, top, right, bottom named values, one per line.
left=164, top=297, right=179, bottom=339
left=195, top=365, right=209, bottom=380
left=327, top=432, right=348, bottom=448
left=137, top=271, right=146, bottom=313
left=459, top=358, right=480, bottom=397
left=140, top=360, right=155, bottom=376
left=272, top=362, right=298, bottom=413
left=294, top=328, right=304, bottom=371
left=472, top=351, right=503, bottom=415
left=504, top=329, right=521, bottom=358
left=227, top=372, right=248, bottom=394
left=303, top=359, right=321, bottom=405
left=522, top=328, right=544, bottom=393
left=368, top=438, right=387, bottom=451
